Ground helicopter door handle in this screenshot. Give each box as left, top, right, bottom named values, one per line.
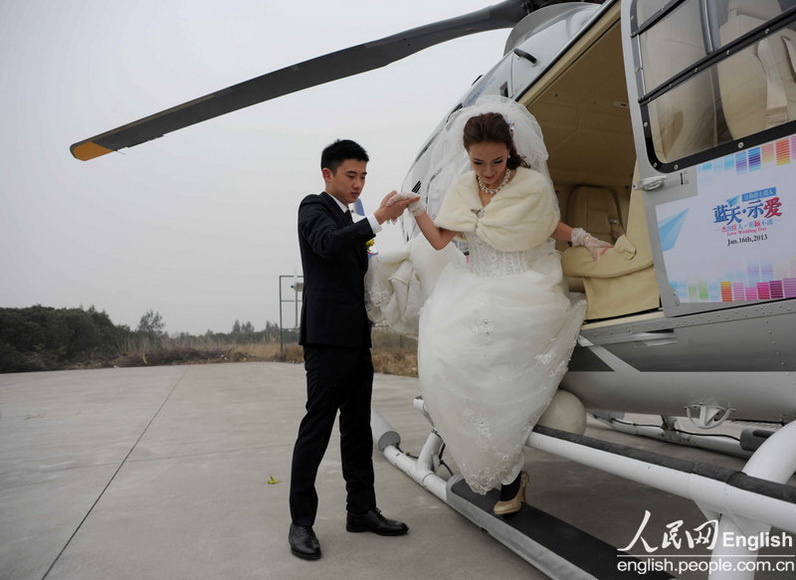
left=513, top=48, right=538, bottom=65
left=633, top=176, right=667, bottom=191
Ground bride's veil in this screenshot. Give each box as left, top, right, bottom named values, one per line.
left=419, top=95, right=552, bottom=222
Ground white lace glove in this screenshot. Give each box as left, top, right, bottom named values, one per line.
left=388, top=192, right=426, bottom=216
left=571, top=228, right=612, bottom=261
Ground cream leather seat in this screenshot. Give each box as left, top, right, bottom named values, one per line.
left=718, top=0, right=796, bottom=138
left=561, top=169, right=660, bottom=320
left=567, top=185, right=624, bottom=245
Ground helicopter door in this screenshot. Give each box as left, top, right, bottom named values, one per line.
left=622, top=0, right=796, bottom=316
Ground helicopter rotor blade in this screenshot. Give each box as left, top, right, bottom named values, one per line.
left=70, top=0, right=534, bottom=161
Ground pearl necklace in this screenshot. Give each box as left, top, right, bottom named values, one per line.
left=477, top=168, right=512, bottom=195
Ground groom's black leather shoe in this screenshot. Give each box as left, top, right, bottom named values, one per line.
left=289, top=524, right=321, bottom=560
left=346, top=508, right=409, bottom=536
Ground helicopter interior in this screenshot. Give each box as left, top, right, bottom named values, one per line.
left=516, top=4, right=659, bottom=321
left=521, top=0, right=796, bottom=321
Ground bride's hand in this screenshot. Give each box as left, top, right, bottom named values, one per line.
left=375, top=191, right=421, bottom=224
left=388, top=192, right=425, bottom=216
left=583, top=236, right=612, bottom=260
left=380, top=190, right=401, bottom=209
left=571, top=228, right=612, bottom=261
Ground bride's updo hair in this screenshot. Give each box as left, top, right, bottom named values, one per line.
left=462, top=112, right=530, bottom=170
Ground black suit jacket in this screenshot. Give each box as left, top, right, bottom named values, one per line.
left=297, top=192, right=375, bottom=348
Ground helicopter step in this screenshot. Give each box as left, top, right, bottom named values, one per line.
left=447, top=476, right=674, bottom=580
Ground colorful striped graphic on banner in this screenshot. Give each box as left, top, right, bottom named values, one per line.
left=700, top=136, right=795, bottom=177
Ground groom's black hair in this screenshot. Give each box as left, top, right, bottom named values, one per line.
left=321, top=139, right=369, bottom=173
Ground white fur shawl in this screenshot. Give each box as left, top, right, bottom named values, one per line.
left=434, top=167, right=560, bottom=252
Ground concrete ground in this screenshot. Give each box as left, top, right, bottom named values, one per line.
left=1, top=362, right=793, bottom=580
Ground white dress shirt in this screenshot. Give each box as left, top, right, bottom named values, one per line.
left=323, top=192, right=381, bottom=234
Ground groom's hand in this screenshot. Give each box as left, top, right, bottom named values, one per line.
left=380, top=190, right=400, bottom=208
left=374, top=191, right=420, bottom=224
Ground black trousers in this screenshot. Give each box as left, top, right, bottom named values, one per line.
left=289, top=344, right=376, bottom=526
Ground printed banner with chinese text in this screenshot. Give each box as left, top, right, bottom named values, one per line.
left=656, top=136, right=795, bottom=303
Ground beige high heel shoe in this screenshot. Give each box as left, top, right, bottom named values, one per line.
left=493, top=471, right=529, bottom=516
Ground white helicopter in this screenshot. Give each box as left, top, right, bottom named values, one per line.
left=72, top=1, right=796, bottom=577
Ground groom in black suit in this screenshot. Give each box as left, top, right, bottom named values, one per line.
left=288, top=139, right=418, bottom=560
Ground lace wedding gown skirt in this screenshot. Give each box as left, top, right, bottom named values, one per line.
left=418, top=234, right=585, bottom=494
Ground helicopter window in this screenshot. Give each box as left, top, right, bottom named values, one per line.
left=637, top=1, right=706, bottom=94
left=635, top=0, right=673, bottom=30
left=633, top=0, right=796, bottom=170
left=646, top=69, right=716, bottom=164
left=636, top=0, right=683, bottom=34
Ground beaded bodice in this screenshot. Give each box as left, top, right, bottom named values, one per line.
left=465, top=232, right=553, bottom=277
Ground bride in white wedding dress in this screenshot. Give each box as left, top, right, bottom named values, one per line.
left=367, top=97, right=609, bottom=515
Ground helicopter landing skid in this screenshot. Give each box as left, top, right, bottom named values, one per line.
left=372, top=406, right=796, bottom=580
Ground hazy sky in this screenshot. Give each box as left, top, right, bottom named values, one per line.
left=1, top=1, right=509, bottom=335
